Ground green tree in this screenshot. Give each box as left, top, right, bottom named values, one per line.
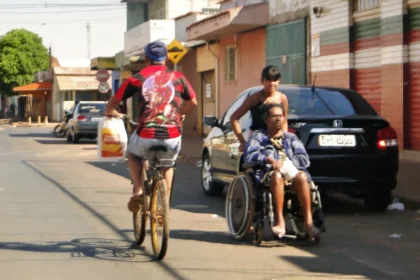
left=0, top=29, right=49, bottom=96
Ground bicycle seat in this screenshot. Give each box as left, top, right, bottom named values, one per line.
left=149, top=145, right=168, bottom=152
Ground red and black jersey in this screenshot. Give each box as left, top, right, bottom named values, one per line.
left=114, top=65, right=196, bottom=139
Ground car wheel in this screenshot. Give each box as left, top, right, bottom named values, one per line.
left=72, top=130, right=80, bottom=144
left=66, top=130, right=72, bottom=142
left=202, top=153, right=225, bottom=196
left=364, top=188, right=392, bottom=212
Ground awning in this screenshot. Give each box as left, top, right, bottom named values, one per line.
left=187, top=2, right=269, bottom=41
left=56, top=76, right=112, bottom=91
left=13, top=82, right=52, bottom=93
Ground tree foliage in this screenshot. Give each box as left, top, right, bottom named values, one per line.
left=0, top=29, right=49, bottom=96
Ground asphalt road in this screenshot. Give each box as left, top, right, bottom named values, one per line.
left=0, top=125, right=419, bottom=280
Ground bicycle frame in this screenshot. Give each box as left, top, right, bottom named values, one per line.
left=144, top=157, right=177, bottom=207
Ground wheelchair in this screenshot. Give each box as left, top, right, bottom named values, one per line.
left=226, top=164, right=326, bottom=245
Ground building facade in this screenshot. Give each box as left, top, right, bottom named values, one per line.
left=310, top=0, right=420, bottom=150
left=187, top=0, right=310, bottom=135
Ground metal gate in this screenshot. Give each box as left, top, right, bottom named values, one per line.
left=408, top=7, right=420, bottom=150
left=266, top=19, right=307, bottom=84
left=353, top=17, right=381, bottom=113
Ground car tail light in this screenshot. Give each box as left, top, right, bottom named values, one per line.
left=77, top=115, right=88, bottom=121
left=377, top=126, right=398, bottom=149
left=288, top=127, right=296, bottom=134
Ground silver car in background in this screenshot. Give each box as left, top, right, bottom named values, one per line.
left=66, top=101, right=106, bottom=143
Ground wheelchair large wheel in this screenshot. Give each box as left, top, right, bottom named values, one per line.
left=226, top=173, right=255, bottom=240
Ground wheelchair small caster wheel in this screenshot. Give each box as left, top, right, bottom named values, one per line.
left=255, top=223, right=264, bottom=246
left=310, top=235, right=321, bottom=244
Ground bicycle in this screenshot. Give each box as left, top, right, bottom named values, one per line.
left=53, top=110, right=71, bottom=138
left=126, top=118, right=176, bottom=261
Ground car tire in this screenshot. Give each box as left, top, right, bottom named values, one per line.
left=72, top=130, right=80, bottom=144
left=364, top=188, right=392, bottom=212
left=201, top=153, right=225, bottom=196
left=66, top=129, right=72, bottom=142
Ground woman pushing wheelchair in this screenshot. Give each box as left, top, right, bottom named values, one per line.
left=241, top=103, right=321, bottom=240
left=230, top=65, right=320, bottom=240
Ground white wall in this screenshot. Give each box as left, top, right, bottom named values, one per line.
left=169, top=0, right=220, bottom=19
left=176, top=13, right=211, bottom=42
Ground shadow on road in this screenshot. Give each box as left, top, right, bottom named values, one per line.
left=0, top=238, right=151, bottom=263
left=170, top=229, right=242, bottom=246
left=35, top=139, right=96, bottom=145
left=9, top=133, right=54, bottom=138
left=86, top=160, right=131, bottom=180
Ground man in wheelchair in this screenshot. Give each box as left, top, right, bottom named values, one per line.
left=243, top=103, right=320, bottom=240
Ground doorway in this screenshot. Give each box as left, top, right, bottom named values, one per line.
left=201, top=70, right=216, bottom=136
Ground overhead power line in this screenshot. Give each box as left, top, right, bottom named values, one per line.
left=0, top=18, right=125, bottom=24
left=0, top=7, right=125, bottom=14
left=0, top=3, right=124, bottom=7
left=0, top=3, right=126, bottom=10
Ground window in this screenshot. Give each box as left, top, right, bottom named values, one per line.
left=64, top=91, right=73, bottom=101
left=202, top=8, right=220, bottom=15
left=77, top=103, right=106, bottom=114
left=353, top=0, right=379, bottom=12
left=282, top=88, right=377, bottom=116
left=225, top=47, right=236, bottom=81
left=221, top=89, right=260, bottom=129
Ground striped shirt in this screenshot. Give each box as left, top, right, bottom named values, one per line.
left=243, top=130, right=311, bottom=183
left=114, top=65, right=196, bottom=139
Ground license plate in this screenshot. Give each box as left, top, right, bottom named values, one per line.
left=91, top=118, right=102, bottom=122
left=318, top=135, right=356, bottom=147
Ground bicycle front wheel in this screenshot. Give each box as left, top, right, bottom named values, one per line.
left=150, top=178, right=169, bottom=260
left=54, top=124, right=66, bottom=138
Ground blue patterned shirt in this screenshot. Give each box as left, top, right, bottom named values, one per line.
left=243, top=129, right=311, bottom=183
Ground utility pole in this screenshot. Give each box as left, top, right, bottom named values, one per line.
left=86, top=22, right=91, bottom=59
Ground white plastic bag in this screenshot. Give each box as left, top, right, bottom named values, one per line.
left=280, top=158, right=300, bottom=181
left=97, top=117, right=128, bottom=161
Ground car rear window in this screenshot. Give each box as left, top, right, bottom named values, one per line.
left=78, top=104, right=106, bottom=114
left=282, top=88, right=377, bottom=116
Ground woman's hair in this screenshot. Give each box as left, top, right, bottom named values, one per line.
left=261, top=65, right=282, bottom=82
left=262, top=103, right=285, bottom=120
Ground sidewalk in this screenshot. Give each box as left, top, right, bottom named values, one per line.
left=0, top=118, right=60, bottom=128
left=395, top=150, right=420, bottom=210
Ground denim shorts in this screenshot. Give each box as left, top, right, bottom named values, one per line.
left=127, top=133, right=181, bottom=165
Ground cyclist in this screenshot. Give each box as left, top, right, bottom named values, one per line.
left=105, top=40, right=197, bottom=212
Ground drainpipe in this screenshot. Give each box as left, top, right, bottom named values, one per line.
left=207, top=41, right=219, bottom=118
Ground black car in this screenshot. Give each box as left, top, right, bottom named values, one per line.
left=202, top=85, right=399, bottom=211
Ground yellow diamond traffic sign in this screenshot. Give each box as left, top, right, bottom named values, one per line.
left=167, top=39, right=188, bottom=65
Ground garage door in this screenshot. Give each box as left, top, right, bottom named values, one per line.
left=266, top=19, right=307, bottom=84
left=408, top=7, right=420, bottom=150
left=353, top=17, right=382, bottom=113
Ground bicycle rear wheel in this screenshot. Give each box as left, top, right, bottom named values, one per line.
left=132, top=168, right=149, bottom=245
left=150, top=177, right=169, bottom=260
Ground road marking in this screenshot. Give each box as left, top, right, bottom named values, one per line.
left=0, top=151, right=27, bottom=156
left=353, top=258, right=404, bottom=276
